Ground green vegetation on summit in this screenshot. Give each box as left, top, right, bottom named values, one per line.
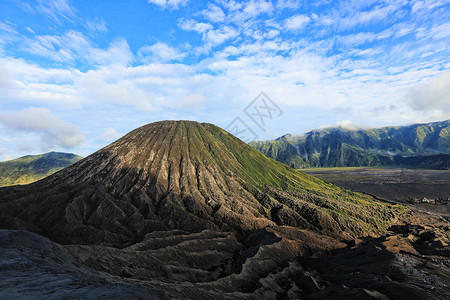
left=0, top=152, right=83, bottom=187
left=250, top=120, right=450, bottom=169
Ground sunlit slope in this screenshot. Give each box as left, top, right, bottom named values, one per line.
left=0, top=152, right=82, bottom=187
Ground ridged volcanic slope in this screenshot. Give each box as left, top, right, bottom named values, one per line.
left=0, top=121, right=402, bottom=245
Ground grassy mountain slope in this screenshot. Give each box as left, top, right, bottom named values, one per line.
left=0, top=121, right=406, bottom=246
left=0, top=152, right=83, bottom=187
left=250, top=120, right=450, bottom=168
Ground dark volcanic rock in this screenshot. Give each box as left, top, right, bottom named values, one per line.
left=0, top=227, right=346, bottom=300
left=0, top=230, right=161, bottom=299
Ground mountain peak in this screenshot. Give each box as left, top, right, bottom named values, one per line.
left=0, top=120, right=402, bottom=245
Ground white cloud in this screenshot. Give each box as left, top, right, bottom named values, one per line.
left=0, top=21, right=17, bottom=34
left=284, top=15, right=311, bottom=31
left=35, top=0, right=76, bottom=22
left=23, top=31, right=88, bottom=62
left=175, top=93, right=205, bottom=111
left=393, top=24, right=414, bottom=38
left=204, top=26, right=239, bottom=47
left=406, top=71, right=450, bottom=111
left=85, top=18, right=108, bottom=34
left=102, top=128, right=123, bottom=142
left=89, top=38, right=133, bottom=66
left=147, top=0, right=188, bottom=10
left=322, top=1, right=409, bottom=31
left=0, top=108, right=85, bottom=149
left=0, top=24, right=19, bottom=58
left=69, top=62, right=208, bottom=113
left=228, top=0, right=274, bottom=24
left=265, top=19, right=283, bottom=30
left=276, top=0, right=302, bottom=9
left=138, top=42, right=185, bottom=62
left=411, top=0, right=450, bottom=14
left=0, top=57, right=82, bottom=108
left=352, top=48, right=383, bottom=57
left=320, top=120, right=368, bottom=131
left=26, top=27, right=35, bottom=34
left=201, top=4, right=225, bottom=23
left=23, top=31, right=133, bottom=66
left=429, top=22, right=450, bottom=40
left=338, top=32, right=377, bottom=46
left=74, top=71, right=156, bottom=112
left=220, top=40, right=290, bottom=57
left=242, top=0, right=273, bottom=18
left=4, top=26, right=446, bottom=130
left=266, top=29, right=280, bottom=38
left=178, top=19, right=213, bottom=33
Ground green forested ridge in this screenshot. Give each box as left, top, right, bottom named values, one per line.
left=0, top=152, right=83, bottom=187
left=250, top=120, right=450, bottom=169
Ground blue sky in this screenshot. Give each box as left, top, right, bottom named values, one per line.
left=0, top=0, right=449, bottom=160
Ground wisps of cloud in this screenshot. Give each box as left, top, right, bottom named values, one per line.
left=276, top=0, right=302, bottom=10
left=138, top=42, right=186, bottom=62
left=147, top=0, right=188, bottom=10
left=34, top=0, right=76, bottom=23
left=0, top=107, right=86, bottom=150
left=23, top=31, right=133, bottom=66
left=428, top=22, right=450, bottom=40
left=204, top=26, right=239, bottom=47
left=178, top=19, right=213, bottom=33
left=339, top=1, right=408, bottom=30
left=284, top=14, right=310, bottom=31
left=201, top=4, right=225, bottom=23
left=0, top=21, right=17, bottom=34
left=89, top=38, right=133, bottom=66
left=85, top=18, right=108, bottom=34
left=411, top=0, right=450, bottom=14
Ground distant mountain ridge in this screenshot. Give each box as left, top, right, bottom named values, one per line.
left=0, top=152, right=83, bottom=187
left=250, top=120, right=450, bottom=169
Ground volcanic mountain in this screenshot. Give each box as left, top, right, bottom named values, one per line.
left=0, top=121, right=400, bottom=246
left=2, top=121, right=449, bottom=300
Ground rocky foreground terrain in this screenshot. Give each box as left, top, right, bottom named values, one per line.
left=1, top=219, right=449, bottom=299
left=0, top=121, right=449, bottom=299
